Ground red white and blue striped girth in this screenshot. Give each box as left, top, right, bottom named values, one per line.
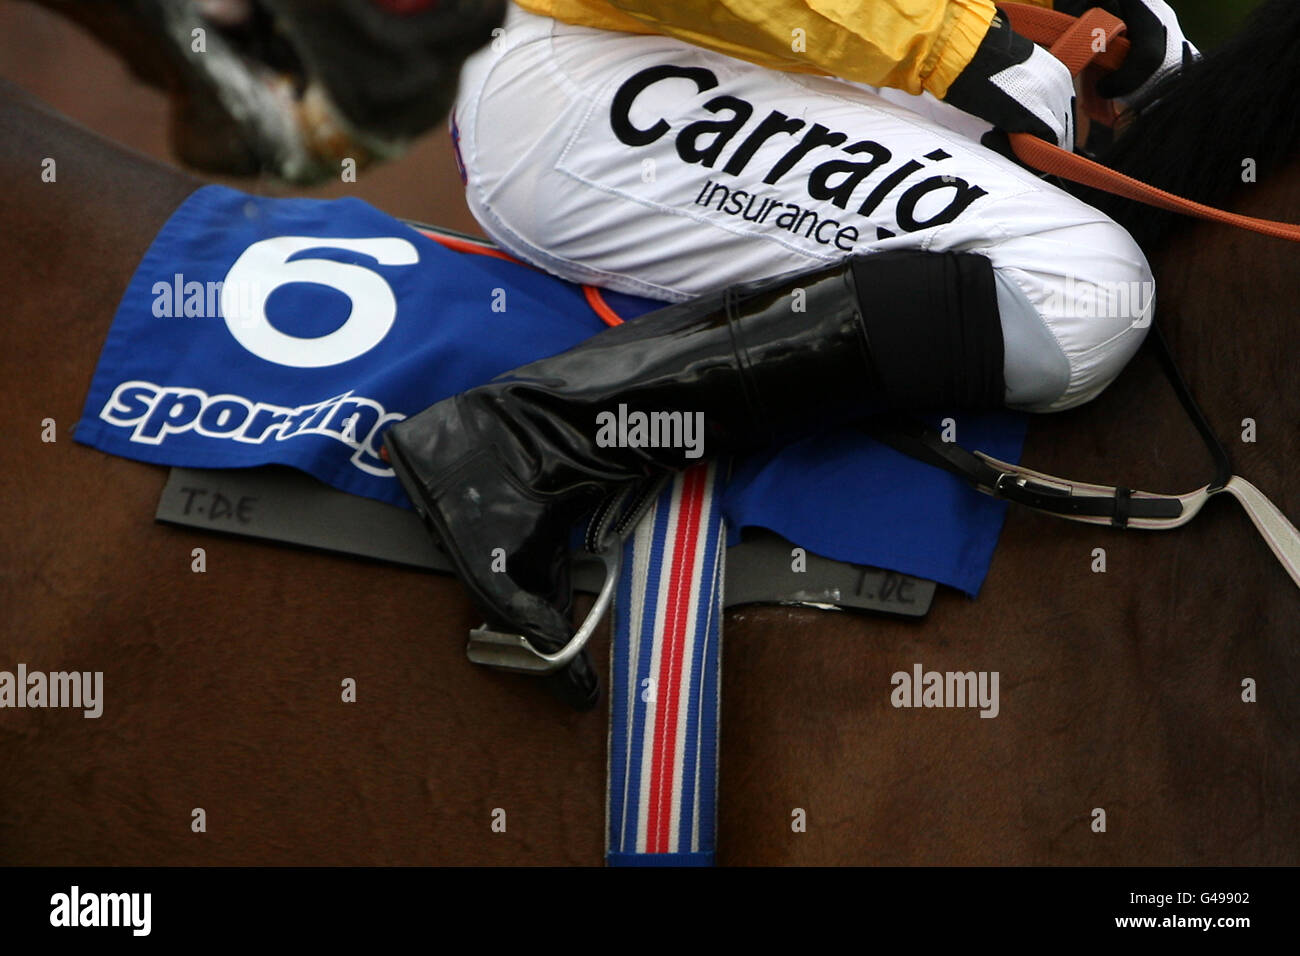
left=606, top=462, right=726, bottom=866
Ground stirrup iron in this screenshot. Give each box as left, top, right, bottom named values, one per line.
left=465, top=478, right=663, bottom=674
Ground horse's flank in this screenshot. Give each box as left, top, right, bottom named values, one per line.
left=1, top=0, right=1298, bottom=863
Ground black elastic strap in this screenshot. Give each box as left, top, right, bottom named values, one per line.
left=851, top=251, right=1006, bottom=410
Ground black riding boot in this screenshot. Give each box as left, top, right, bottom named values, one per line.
left=384, top=250, right=1007, bottom=708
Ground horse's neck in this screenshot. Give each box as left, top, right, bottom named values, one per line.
left=1096, top=166, right=1300, bottom=686
left=1150, top=167, right=1300, bottom=510
left=1019, top=162, right=1300, bottom=670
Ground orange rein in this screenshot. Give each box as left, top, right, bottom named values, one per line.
left=1001, top=3, right=1300, bottom=242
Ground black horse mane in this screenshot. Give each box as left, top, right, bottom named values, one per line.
left=1070, top=0, right=1300, bottom=250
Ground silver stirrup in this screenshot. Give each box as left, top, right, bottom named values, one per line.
left=462, top=478, right=664, bottom=675
left=465, top=546, right=621, bottom=675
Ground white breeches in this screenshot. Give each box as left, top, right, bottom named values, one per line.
left=451, top=4, right=1155, bottom=411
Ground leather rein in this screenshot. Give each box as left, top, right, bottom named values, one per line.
left=865, top=4, right=1300, bottom=592
left=1004, top=4, right=1300, bottom=241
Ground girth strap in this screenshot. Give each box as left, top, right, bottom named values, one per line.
left=863, top=326, right=1300, bottom=591
left=866, top=415, right=1183, bottom=524
left=867, top=420, right=1300, bottom=589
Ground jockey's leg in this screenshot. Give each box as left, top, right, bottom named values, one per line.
left=450, top=5, right=1155, bottom=413
left=387, top=248, right=1003, bottom=708
left=389, top=6, right=1155, bottom=704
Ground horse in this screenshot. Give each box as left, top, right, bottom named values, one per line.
left=2, top=0, right=1298, bottom=865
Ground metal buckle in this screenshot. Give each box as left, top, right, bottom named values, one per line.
left=993, top=470, right=1073, bottom=499
left=465, top=546, right=621, bottom=675
left=992, top=472, right=1019, bottom=496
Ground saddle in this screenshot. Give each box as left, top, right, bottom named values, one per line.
left=154, top=464, right=937, bottom=618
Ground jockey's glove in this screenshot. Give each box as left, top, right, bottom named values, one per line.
left=1055, top=0, right=1201, bottom=107
left=943, top=10, right=1076, bottom=152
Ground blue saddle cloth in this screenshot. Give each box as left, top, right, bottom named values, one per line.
left=76, top=185, right=1026, bottom=596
